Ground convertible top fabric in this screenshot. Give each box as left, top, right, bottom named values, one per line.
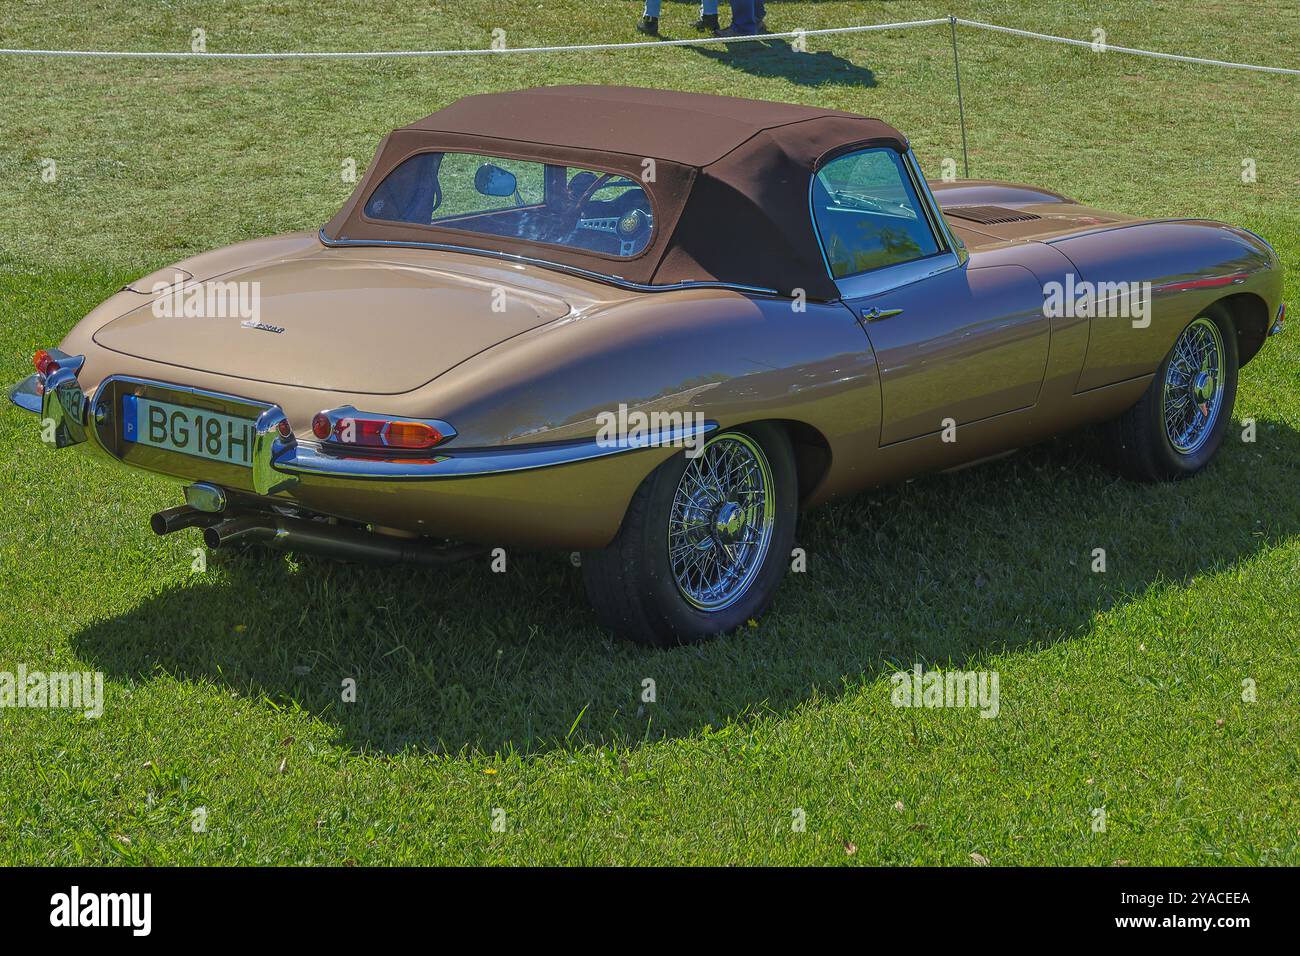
left=322, top=86, right=910, bottom=299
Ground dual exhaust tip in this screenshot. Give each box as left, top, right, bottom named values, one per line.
left=150, top=497, right=479, bottom=568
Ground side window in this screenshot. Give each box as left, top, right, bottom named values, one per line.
left=363, top=153, right=545, bottom=224
left=811, top=149, right=941, bottom=279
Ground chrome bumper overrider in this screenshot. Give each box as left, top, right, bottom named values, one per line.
left=8, top=360, right=716, bottom=496
left=9, top=349, right=90, bottom=447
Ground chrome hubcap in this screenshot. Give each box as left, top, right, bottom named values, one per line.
left=1192, top=370, right=1216, bottom=403
left=1163, top=316, right=1224, bottom=455
left=668, top=433, right=775, bottom=611
left=714, top=501, right=745, bottom=542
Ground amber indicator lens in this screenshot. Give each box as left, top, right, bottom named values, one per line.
left=383, top=421, right=443, bottom=449
left=33, top=349, right=57, bottom=375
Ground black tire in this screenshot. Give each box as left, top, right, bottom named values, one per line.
left=581, top=423, right=798, bottom=647
left=1101, top=304, right=1238, bottom=481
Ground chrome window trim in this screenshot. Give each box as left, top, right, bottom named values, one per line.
left=834, top=251, right=963, bottom=301
left=904, top=149, right=968, bottom=266
left=809, top=148, right=968, bottom=303
left=319, top=230, right=781, bottom=297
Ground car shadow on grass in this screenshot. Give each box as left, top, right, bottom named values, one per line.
left=71, top=418, right=1300, bottom=757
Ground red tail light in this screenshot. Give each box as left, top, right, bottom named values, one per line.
left=312, top=410, right=445, bottom=451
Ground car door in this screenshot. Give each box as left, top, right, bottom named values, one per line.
left=811, top=148, right=1050, bottom=446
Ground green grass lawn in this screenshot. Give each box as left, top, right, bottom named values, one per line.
left=1, top=0, right=1297, bottom=865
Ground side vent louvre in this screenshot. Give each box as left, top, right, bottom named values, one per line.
left=945, top=205, right=1043, bottom=225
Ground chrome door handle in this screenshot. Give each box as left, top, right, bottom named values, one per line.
left=862, top=307, right=904, bottom=322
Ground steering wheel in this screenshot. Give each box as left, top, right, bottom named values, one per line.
left=570, top=173, right=653, bottom=253
left=569, top=173, right=621, bottom=235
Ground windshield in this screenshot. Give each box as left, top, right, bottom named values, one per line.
left=363, top=151, right=655, bottom=258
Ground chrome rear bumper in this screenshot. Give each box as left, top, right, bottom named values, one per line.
left=8, top=362, right=713, bottom=496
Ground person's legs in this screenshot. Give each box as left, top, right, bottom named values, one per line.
left=754, top=0, right=766, bottom=29
left=695, top=0, right=720, bottom=31
left=638, top=0, right=661, bottom=34
left=727, top=0, right=758, bottom=34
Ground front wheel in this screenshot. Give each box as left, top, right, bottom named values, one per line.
left=582, top=424, right=797, bottom=647
left=1101, top=304, right=1239, bottom=481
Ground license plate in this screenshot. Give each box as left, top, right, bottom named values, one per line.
left=122, top=395, right=256, bottom=468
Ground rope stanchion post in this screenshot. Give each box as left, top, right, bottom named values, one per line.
left=948, top=15, right=970, bottom=179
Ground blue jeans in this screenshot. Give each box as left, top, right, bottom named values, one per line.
left=727, top=0, right=765, bottom=33
left=643, top=1, right=719, bottom=16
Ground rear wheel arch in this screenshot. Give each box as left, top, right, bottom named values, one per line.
left=610, top=418, right=832, bottom=533
left=769, top=419, right=833, bottom=507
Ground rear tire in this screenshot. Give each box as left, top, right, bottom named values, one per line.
left=582, top=424, right=797, bottom=647
left=1101, top=304, right=1238, bottom=481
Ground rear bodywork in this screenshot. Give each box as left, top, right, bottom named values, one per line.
left=10, top=90, right=1285, bottom=552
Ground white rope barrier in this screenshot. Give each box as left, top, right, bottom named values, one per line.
left=0, top=19, right=948, bottom=59
left=955, top=18, right=1300, bottom=76
left=0, top=16, right=1294, bottom=77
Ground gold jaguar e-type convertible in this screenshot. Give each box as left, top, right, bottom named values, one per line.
left=11, top=86, right=1285, bottom=645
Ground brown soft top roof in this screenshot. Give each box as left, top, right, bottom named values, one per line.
left=323, top=86, right=910, bottom=300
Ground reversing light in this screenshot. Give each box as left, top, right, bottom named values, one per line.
left=347, top=418, right=389, bottom=446
left=276, top=419, right=294, bottom=439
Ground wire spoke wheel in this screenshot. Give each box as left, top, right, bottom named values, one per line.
left=668, top=432, right=775, bottom=611
left=1162, top=316, right=1225, bottom=455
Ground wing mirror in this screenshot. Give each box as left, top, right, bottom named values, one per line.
left=474, top=163, right=518, bottom=198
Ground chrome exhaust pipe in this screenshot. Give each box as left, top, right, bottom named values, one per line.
left=201, top=515, right=269, bottom=550
left=150, top=505, right=224, bottom=536
left=202, top=513, right=481, bottom=567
